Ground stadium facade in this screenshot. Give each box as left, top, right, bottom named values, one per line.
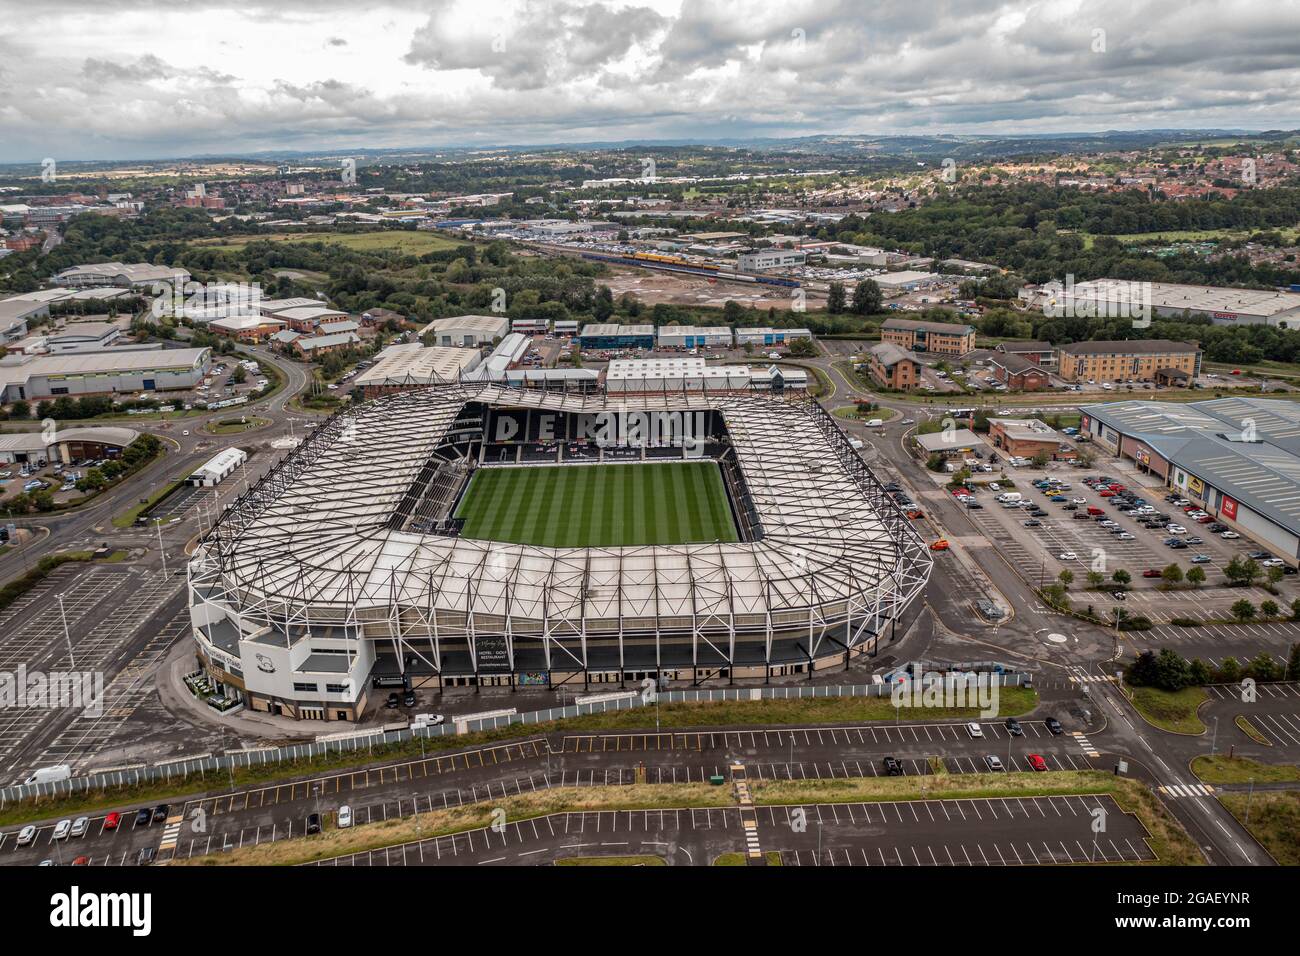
left=187, top=384, right=931, bottom=721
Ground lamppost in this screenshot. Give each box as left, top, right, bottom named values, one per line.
left=154, top=516, right=168, bottom=578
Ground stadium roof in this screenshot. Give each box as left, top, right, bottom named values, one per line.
left=354, top=343, right=481, bottom=388
left=191, top=386, right=930, bottom=644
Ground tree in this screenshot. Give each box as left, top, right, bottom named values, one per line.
left=1031, top=451, right=1050, bottom=467
left=1261, top=599, right=1280, bottom=619
left=1151, top=647, right=1193, bottom=691
left=826, top=282, right=847, bottom=315
left=1248, top=652, right=1281, bottom=682
left=1161, top=563, right=1184, bottom=586
left=1112, top=569, right=1131, bottom=587
left=852, top=279, right=882, bottom=315
left=1217, top=657, right=1242, bottom=683
left=1189, top=658, right=1212, bottom=686
left=1230, top=599, right=1257, bottom=622
left=231, top=366, right=247, bottom=385
left=1086, top=570, right=1104, bottom=588
left=9, top=400, right=30, bottom=419
left=1186, top=566, right=1206, bottom=588
left=1287, top=643, right=1300, bottom=682
left=1267, top=566, right=1285, bottom=589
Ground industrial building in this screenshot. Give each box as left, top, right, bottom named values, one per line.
left=986, top=418, right=1074, bottom=460
left=735, top=327, right=813, bottom=347
left=421, top=314, right=510, bottom=346
left=913, top=428, right=985, bottom=461
left=737, top=248, right=807, bottom=271
left=189, top=447, right=248, bottom=487
left=1079, top=398, right=1300, bottom=561
left=0, top=425, right=141, bottom=466
left=210, top=315, right=286, bottom=342
left=1, top=298, right=48, bottom=345
left=1041, top=279, right=1300, bottom=327
left=655, top=326, right=734, bottom=349
left=52, top=262, right=192, bottom=289
left=603, top=357, right=806, bottom=394
left=578, top=323, right=655, bottom=350
left=881, top=318, right=976, bottom=356
left=272, top=305, right=350, bottom=333
left=874, top=270, right=939, bottom=292
left=1057, top=340, right=1201, bottom=384
left=0, top=348, right=211, bottom=402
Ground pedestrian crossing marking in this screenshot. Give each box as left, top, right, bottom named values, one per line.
left=1070, top=732, right=1101, bottom=757
left=1158, top=783, right=1215, bottom=798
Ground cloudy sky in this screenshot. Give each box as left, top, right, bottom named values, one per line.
left=1, top=0, right=1299, bottom=162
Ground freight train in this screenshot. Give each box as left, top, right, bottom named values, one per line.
left=578, top=250, right=801, bottom=289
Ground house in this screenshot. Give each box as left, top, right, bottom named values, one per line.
left=988, top=352, right=1051, bottom=391
left=864, top=342, right=921, bottom=391
left=881, top=318, right=976, bottom=356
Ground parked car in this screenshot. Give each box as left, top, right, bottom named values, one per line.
left=1192, top=555, right=1212, bottom=564
left=984, top=755, right=1005, bottom=772
left=337, top=805, right=353, bottom=828
left=966, top=722, right=983, bottom=738
left=137, top=847, right=156, bottom=866
left=1142, top=569, right=1162, bottom=578
left=386, top=692, right=401, bottom=709
left=306, top=813, right=322, bottom=835
left=104, top=811, right=121, bottom=831
left=1005, top=718, right=1023, bottom=737
left=16, top=824, right=37, bottom=847
left=1026, top=754, right=1048, bottom=772
left=882, top=757, right=904, bottom=776
left=152, top=804, right=169, bottom=823
left=1045, top=717, right=1063, bottom=735
left=70, top=817, right=89, bottom=838
left=135, top=808, right=152, bottom=826
left=52, top=819, right=71, bottom=841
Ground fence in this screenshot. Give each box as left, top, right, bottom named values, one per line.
left=0, top=674, right=1025, bottom=806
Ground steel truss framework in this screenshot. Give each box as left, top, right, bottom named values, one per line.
left=189, top=383, right=933, bottom=685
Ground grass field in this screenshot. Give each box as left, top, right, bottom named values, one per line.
left=455, top=461, right=738, bottom=548
left=190, top=231, right=464, bottom=255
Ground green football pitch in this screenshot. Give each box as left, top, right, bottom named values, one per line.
left=454, top=461, right=740, bottom=548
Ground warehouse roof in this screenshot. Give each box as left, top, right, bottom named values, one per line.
left=1082, top=398, right=1300, bottom=534
left=914, top=428, right=984, bottom=453
left=421, top=314, right=509, bottom=337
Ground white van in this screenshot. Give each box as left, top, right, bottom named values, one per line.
left=865, top=418, right=883, bottom=427
left=995, top=492, right=1023, bottom=504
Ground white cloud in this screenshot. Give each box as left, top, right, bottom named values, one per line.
left=0, top=0, right=1298, bottom=161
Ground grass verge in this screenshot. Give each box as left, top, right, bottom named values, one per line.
left=713, top=851, right=783, bottom=866
left=1235, top=715, right=1271, bottom=746
left=111, top=475, right=188, bottom=528
left=557, top=855, right=666, bottom=866
left=1126, top=685, right=1208, bottom=734
left=1218, top=790, right=1300, bottom=865
left=1191, top=755, right=1300, bottom=785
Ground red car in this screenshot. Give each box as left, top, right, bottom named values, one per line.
left=103, top=811, right=121, bottom=830
left=1099, top=490, right=1115, bottom=497
left=1142, top=569, right=1162, bottom=578
left=72, top=856, right=89, bottom=866
left=1196, top=515, right=1214, bottom=524
left=1109, top=483, right=1125, bottom=491
left=1026, top=754, right=1048, bottom=772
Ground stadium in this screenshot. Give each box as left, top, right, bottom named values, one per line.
left=186, top=384, right=933, bottom=721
